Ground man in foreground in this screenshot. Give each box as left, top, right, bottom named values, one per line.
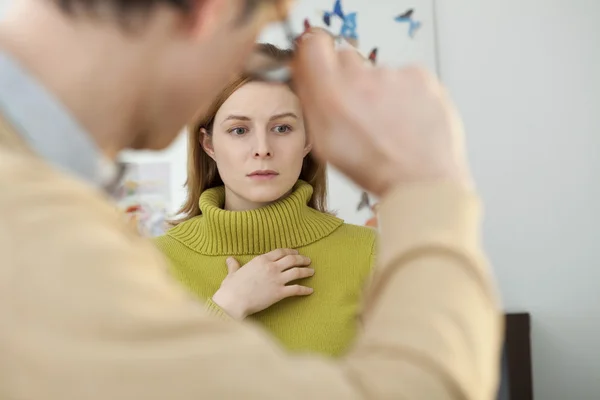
left=0, top=0, right=503, bottom=398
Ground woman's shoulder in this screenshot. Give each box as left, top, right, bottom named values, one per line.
left=152, top=231, right=177, bottom=252
left=152, top=232, right=172, bottom=246
left=153, top=217, right=202, bottom=252
left=325, top=222, right=378, bottom=253
left=314, top=223, right=377, bottom=275
left=335, top=222, right=378, bottom=239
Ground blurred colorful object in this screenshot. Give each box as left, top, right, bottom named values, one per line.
left=368, top=47, right=378, bottom=64
left=394, top=8, right=422, bottom=38
left=303, top=18, right=311, bottom=33
left=365, top=204, right=379, bottom=228
left=113, top=162, right=171, bottom=237
left=320, top=0, right=359, bottom=46
left=322, top=0, right=344, bottom=26
left=357, top=191, right=379, bottom=228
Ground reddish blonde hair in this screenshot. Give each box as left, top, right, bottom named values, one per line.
left=172, top=44, right=328, bottom=225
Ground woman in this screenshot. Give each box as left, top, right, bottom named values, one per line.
left=155, top=44, right=376, bottom=357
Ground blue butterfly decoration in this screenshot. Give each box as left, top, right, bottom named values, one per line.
left=322, top=0, right=358, bottom=41
left=394, top=9, right=422, bottom=38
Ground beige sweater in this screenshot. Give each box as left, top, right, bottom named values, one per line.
left=0, top=117, right=503, bottom=399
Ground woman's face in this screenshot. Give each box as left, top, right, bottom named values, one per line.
left=204, top=81, right=311, bottom=211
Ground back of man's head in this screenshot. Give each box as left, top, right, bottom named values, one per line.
left=53, top=0, right=189, bottom=19
left=0, top=0, right=281, bottom=154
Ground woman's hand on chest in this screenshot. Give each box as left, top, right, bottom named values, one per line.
left=211, top=249, right=315, bottom=320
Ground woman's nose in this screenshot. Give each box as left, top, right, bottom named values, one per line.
left=253, top=133, right=272, bottom=158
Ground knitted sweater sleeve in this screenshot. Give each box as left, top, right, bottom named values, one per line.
left=204, top=298, right=233, bottom=320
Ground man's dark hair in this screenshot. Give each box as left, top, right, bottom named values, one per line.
left=53, top=0, right=265, bottom=23
left=54, top=0, right=192, bottom=15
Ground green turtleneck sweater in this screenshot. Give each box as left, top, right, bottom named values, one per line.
left=154, top=181, right=376, bottom=357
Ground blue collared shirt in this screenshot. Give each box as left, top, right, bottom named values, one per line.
left=0, top=51, right=119, bottom=190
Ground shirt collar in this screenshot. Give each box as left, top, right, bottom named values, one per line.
left=0, top=51, right=120, bottom=190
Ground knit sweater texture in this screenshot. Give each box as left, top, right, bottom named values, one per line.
left=155, top=180, right=376, bottom=357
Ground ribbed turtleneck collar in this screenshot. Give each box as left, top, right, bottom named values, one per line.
left=167, top=180, right=343, bottom=256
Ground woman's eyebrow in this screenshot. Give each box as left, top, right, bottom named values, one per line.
left=220, top=112, right=297, bottom=125
left=270, top=112, right=298, bottom=121
left=223, top=115, right=251, bottom=123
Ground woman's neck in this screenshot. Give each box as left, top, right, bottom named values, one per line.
left=223, top=186, right=293, bottom=211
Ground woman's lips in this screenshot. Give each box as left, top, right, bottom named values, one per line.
left=247, top=170, right=279, bottom=180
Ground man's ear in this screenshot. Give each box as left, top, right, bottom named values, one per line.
left=200, top=128, right=216, bottom=160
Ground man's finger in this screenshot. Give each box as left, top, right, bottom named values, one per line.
left=336, top=40, right=366, bottom=71
left=280, top=267, right=315, bottom=284
left=275, top=254, right=311, bottom=271
left=225, top=257, right=241, bottom=275
left=292, top=29, right=340, bottom=105
left=263, top=248, right=299, bottom=262
left=280, top=285, right=314, bottom=299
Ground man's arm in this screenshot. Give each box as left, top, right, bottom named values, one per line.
left=2, top=173, right=501, bottom=400
left=346, top=183, right=501, bottom=399
left=1, top=28, right=502, bottom=400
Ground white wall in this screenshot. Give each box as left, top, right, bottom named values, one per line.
left=0, top=0, right=8, bottom=17
left=436, top=1, right=600, bottom=399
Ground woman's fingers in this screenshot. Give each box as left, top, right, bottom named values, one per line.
left=275, top=254, right=311, bottom=271
left=263, top=248, right=299, bottom=262
left=280, top=266, right=315, bottom=284
left=280, top=284, right=314, bottom=299
left=225, top=257, right=241, bottom=275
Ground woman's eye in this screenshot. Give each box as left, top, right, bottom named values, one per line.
left=273, top=125, right=292, bottom=134
left=229, top=127, right=247, bottom=136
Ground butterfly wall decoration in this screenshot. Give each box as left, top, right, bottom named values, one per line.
left=319, top=0, right=359, bottom=47
left=394, top=8, right=422, bottom=38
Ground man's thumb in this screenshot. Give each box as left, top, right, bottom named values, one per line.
left=225, top=257, right=241, bottom=275
left=293, top=28, right=338, bottom=101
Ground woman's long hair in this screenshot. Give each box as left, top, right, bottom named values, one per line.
left=171, top=44, right=328, bottom=225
